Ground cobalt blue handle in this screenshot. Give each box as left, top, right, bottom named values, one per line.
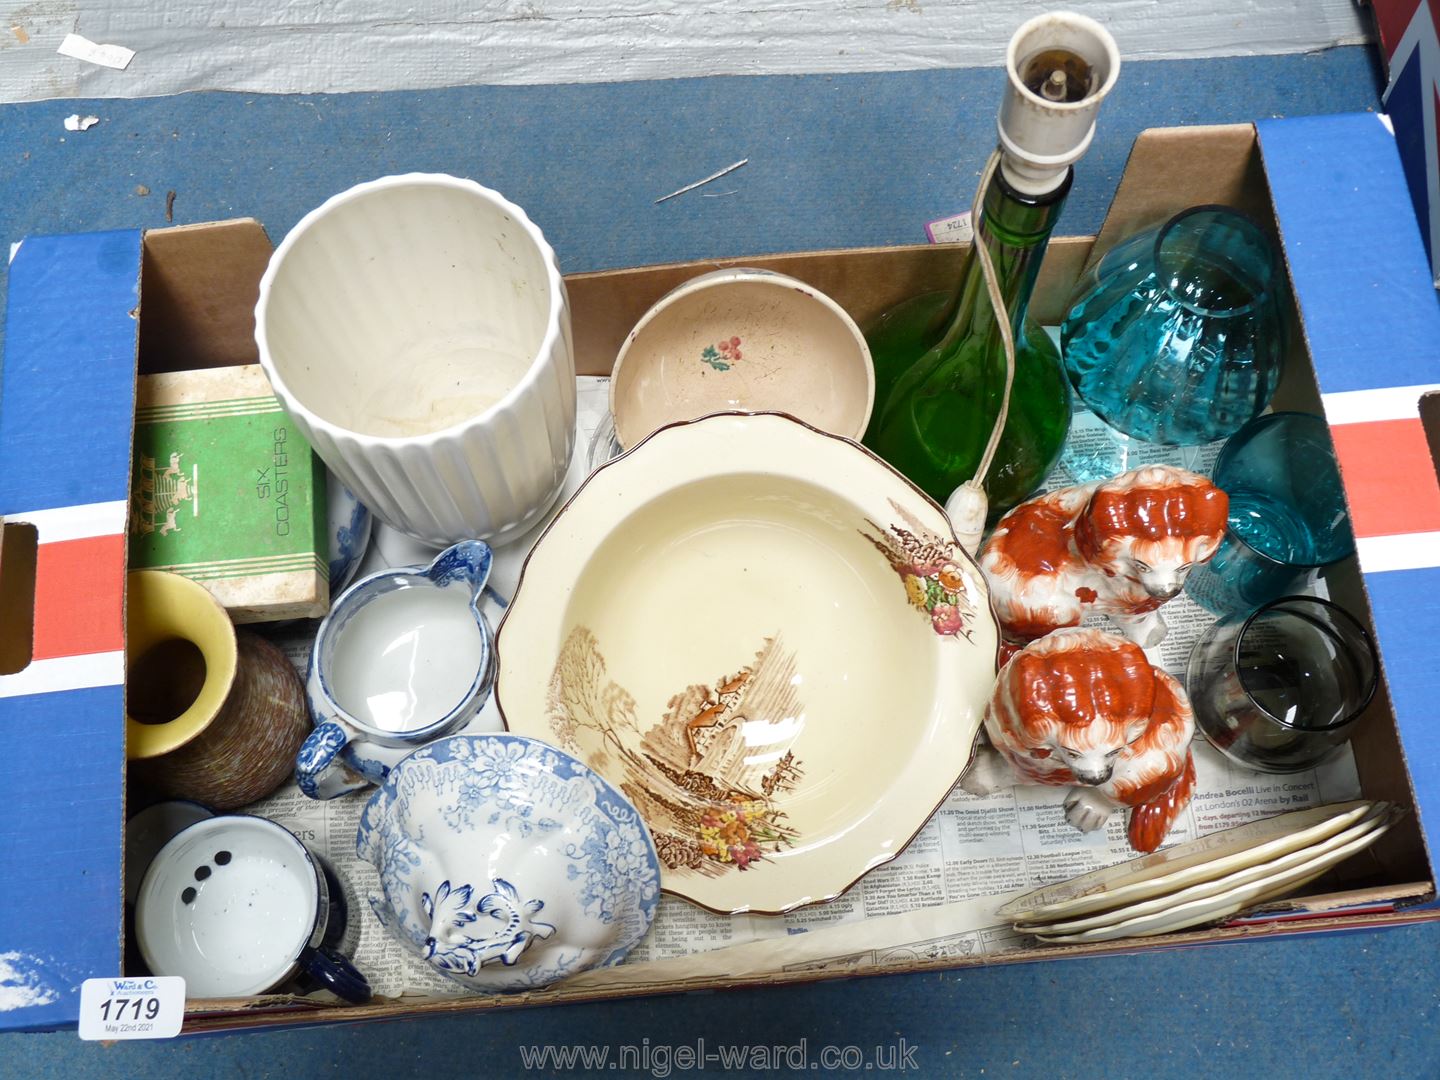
left=299, top=944, right=371, bottom=1004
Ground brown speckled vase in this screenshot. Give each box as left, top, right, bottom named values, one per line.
left=131, top=631, right=309, bottom=810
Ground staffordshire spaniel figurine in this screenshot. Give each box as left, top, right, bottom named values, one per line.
left=979, top=464, right=1227, bottom=649
left=960, top=628, right=1197, bottom=853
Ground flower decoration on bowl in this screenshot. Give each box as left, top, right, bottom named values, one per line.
left=498, top=411, right=999, bottom=915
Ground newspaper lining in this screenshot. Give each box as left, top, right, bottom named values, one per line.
left=248, top=384, right=1360, bottom=999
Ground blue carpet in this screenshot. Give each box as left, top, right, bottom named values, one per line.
left=4, top=43, right=1432, bottom=1079
left=0, top=46, right=1385, bottom=285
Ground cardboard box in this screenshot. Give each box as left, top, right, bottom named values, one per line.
left=0, top=220, right=284, bottom=1032
left=1371, top=0, right=1440, bottom=288
left=3, top=113, right=1439, bottom=1035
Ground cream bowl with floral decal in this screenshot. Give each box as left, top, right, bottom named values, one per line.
left=608, top=269, right=874, bottom=452
left=497, top=412, right=998, bottom=916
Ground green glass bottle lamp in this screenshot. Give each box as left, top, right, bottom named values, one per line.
left=864, top=167, right=1074, bottom=518
left=862, top=12, right=1121, bottom=541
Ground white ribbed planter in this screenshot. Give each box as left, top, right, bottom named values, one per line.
left=255, top=174, right=576, bottom=547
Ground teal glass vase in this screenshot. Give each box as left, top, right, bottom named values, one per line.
left=1059, top=206, right=1285, bottom=483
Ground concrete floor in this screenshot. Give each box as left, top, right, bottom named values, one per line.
left=5, top=45, right=1437, bottom=1078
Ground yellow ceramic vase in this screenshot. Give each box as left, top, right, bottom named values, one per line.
left=126, top=570, right=308, bottom=809
left=125, top=570, right=238, bottom=761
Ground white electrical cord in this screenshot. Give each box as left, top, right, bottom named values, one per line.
left=944, top=148, right=1016, bottom=555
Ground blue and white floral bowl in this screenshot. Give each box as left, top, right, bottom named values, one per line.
left=356, top=734, right=661, bottom=992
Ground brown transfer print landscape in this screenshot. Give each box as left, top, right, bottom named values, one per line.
left=547, top=627, right=805, bottom=877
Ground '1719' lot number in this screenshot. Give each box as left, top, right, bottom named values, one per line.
left=78, top=977, right=185, bottom=1040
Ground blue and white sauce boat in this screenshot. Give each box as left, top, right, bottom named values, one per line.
left=357, top=733, right=662, bottom=992
left=296, top=539, right=497, bottom=800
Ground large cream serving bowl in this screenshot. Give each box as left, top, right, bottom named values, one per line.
left=497, top=413, right=999, bottom=916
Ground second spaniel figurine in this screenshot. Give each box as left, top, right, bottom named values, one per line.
left=979, top=464, right=1227, bottom=649
left=960, top=628, right=1197, bottom=853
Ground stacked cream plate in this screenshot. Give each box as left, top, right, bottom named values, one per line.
left=1002, top=801, right=1399, bottom=944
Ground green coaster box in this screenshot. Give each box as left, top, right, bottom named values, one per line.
left=129, top=363, right=329, bottom=622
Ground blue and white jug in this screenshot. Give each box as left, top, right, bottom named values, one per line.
left=296, top=539, right=496, bottom=800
